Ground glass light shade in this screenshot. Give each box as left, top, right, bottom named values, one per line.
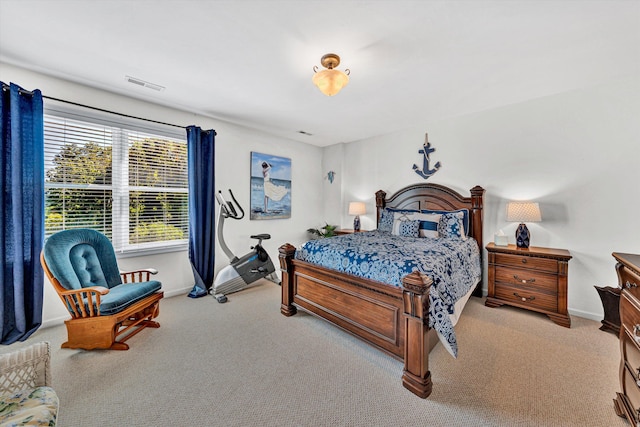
left=506, top=202, right=542, bottom=222
left=348, top=202, right=366, bottom=216
left=312, top=69, right=349, bottom=96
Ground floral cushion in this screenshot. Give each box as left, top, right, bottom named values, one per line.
left=0, top=386, right=58, bottom=426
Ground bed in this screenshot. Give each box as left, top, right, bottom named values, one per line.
left=278, top=183, right=485, bottom=398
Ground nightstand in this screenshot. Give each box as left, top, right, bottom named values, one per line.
left=485, top=243, right=572, bottom=327
left=334, top=229, right=365, bottom=235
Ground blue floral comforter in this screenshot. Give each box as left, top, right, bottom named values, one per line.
left=295, top=230, right=481, bottom=357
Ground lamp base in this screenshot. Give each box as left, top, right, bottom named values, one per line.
left=353, top=215, right=361, bottom=232
left=515, top=223, right=530, bottom=248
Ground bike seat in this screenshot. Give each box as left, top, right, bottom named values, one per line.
left=250, top=233, right=271, bottom=240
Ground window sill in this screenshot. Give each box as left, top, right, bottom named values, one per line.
left=115, top=242, right=188, bottom=258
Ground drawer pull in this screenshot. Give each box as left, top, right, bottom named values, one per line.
left=513, top=275, right=536, bottom=284
left=513, top=292, right=535, bottom=302
left=636, top=367, right=640, bottom=387
left=634, top=325, right=640, bottom=343
left=626, top=281, right=638, bottom=289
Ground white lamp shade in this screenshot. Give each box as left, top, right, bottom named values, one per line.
left=506, top=202, right=542, bottom=222
left=312, top=69, right=349, bottom=96
left=348, top=202, right=366, bottom=216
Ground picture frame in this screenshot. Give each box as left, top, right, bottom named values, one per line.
left=250, top=152, right=291, bottom=220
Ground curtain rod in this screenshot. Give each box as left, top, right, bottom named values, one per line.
left=43, top=95, right=189, bottom=130
left=2, top=83, right=216, bottom=135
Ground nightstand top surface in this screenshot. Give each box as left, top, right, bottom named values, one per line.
left=486, top=242, right=571, bottom=260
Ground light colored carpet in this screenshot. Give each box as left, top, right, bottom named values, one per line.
left=15, top=280, right=625, bottom=426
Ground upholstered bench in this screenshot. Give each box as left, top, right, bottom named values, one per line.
left=0, top=342, right=59, bottom=426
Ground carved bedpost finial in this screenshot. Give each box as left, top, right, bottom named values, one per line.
left=402, top=271, right=433, bottom=294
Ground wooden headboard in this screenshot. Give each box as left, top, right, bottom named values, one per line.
left=375, top=183, right=485, bottom=296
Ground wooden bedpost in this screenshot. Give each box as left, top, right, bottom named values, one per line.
left=375, top=190, right=386, bottom=228
left=278, top=244, right=297, bottom=317
left=470, top=185, right=485, bottom=297
left=401, top=271, right=433, bottom=398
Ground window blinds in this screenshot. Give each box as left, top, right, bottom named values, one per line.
left=44, top=114, right=188, bottom=253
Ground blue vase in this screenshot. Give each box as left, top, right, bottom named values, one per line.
left=515, top=223, right=530, bottom=248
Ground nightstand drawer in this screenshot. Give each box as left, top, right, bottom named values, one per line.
left=494, top=253, right=558, bottom=273
left=623, top=334, right=640, bottom=379
left=494, top=283, right=558, bottom=312
left=495, top=267, right=558, bottom=292
left=622, top=291, right=640, bottom=335
left=623, top=363, right=640, bottom=412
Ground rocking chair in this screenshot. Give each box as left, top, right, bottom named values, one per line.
left=41, top=229, right=163, bottom=350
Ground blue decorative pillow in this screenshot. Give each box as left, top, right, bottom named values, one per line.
left=423, top=208, right=470, bottom=236
left=438, top=211, right=467, bottom=239
left=378, top=208, right=419, bottom=233
left=395, top=220, right=420, bottom=237
left=418, top=214, right=441, bottom=238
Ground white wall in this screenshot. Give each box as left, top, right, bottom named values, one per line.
left=1, top=63, right=324, bottom=327
left=327, top=75, right=640, bottom=320
left=4, top=60, right=638, bottom=325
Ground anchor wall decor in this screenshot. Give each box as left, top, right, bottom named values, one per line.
left=412, top=133, right=441, bottom=180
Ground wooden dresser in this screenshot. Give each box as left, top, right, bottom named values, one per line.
left=485, top=243, right=572, bottom=327
left=613, top=253, right=640, bottom=424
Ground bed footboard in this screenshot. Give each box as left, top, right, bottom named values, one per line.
left=278, top=243, right=433, bottom=398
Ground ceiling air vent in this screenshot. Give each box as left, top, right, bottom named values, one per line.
left=125, top=76, right=165, bottom=92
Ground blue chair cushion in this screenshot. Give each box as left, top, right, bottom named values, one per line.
left=43, top=229, right=122, bottom=290
left=98, top=281, right=162, bottom=316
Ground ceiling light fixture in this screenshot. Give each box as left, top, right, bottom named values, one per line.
left=312, top=53, right=350, bottom=96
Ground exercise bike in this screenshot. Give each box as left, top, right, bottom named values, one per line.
left=211, top=189, right=278, bottom=303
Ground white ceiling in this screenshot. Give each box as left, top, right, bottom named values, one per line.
left=1, top=0, right=638, bottom=147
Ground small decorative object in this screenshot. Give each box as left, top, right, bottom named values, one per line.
left=307, top=223, right=337, bottom=239
left=506, top=201, right=542, bottom=249
left=326, top=171, right=336, bottom=184
left=412, top=133, right=441, bottom=180
left=494, top=229, right=509, bottom=246
left=312, top=53, right=350, bottom=96
left=348, top=201, right=366, bottom=231
left=250, top=152, right=291, bottom=220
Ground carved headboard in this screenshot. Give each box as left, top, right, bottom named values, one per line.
left=375, top=183, right=485, bottom=257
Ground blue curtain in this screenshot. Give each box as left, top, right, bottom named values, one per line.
left=186, top=126, right=216, bottom=298
left=0, top=82, right=45, bottom=344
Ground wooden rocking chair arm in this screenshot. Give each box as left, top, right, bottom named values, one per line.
left=58, top=286, right=110, bottom=297
left=120, top=268, right=158, bottom=275
left=120, top=268, right=158, bottom=283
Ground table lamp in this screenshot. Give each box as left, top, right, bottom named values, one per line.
left=506, top=201, right=541, bottom=249
left=348, top=202, right=366, bottom=232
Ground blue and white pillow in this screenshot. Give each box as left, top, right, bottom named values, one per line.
left=394, top=219, right=420, bottom=237
left=423, top=208, right=470, bottom=236
left=418, top=213, right=441, bottom=238
left=378, top=208, right=419, bottom=233
left=438, top=211, right=467, bottom=240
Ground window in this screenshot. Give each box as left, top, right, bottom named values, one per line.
left=44, top=111, right=188, bottom=254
